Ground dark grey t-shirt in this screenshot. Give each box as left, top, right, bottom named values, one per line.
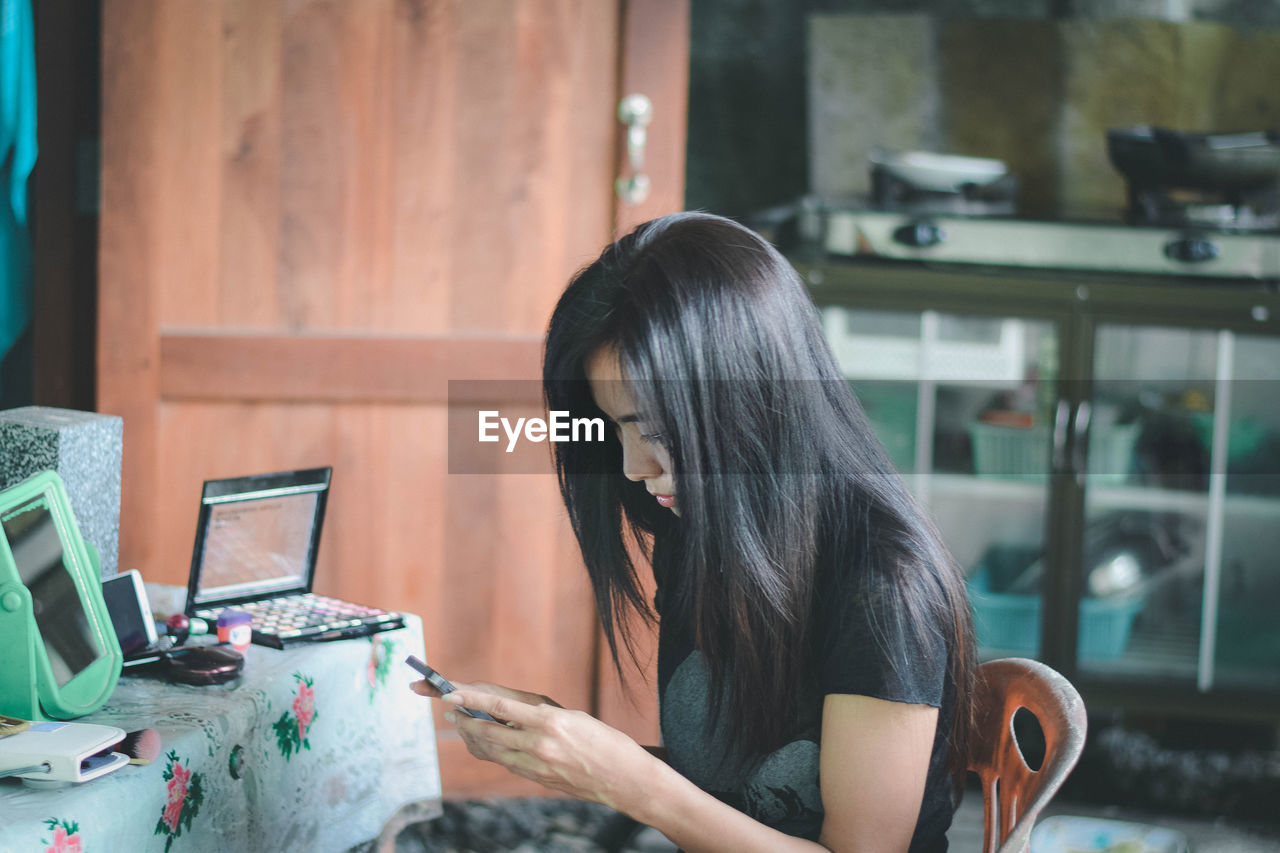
left=656, top=568, right=955, bottom=850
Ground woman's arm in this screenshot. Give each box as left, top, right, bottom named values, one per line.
left=635, top=694, right=936, bottom=853
left=816, top=694, right=937, bottom=852
left=439, top=689, right=936, bottom=853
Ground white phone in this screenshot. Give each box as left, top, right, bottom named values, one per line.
left=101, top=570, right=159, bottom=658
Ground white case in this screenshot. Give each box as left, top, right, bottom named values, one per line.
left=0, top=721, right=128, bottom=784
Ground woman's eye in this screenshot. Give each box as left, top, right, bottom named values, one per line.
left=640, top=431, right=665, bottom=444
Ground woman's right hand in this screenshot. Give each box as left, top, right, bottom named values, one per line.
left=410, top=679, right=562, bottom=709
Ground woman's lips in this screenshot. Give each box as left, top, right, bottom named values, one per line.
left=653, top=493, right=676, bottom=508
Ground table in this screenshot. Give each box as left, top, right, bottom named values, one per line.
left=0, top=609, right=441, bottom=853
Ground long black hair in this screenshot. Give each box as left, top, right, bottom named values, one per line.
left=543, top=212, right=976, bottom=786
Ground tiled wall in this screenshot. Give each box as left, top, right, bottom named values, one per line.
left=688, top=0, right=1280, bottom=219
left=810, top=15, right=1280, bottom=217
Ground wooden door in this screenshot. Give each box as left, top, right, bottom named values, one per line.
left=98, top=0, right=687, bottom=796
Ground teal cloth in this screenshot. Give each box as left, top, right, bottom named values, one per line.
left=0, top=0, right=37, bottom=388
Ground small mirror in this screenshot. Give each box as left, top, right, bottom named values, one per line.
left=0, top=471, right=121, bottom=720
left=5, top=501, right=105, bottom=685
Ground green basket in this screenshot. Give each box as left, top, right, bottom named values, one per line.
left=969, top=421, right=1138, bottom=483
left=969, top=422, right=1050, bottom=480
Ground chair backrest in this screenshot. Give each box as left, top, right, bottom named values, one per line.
left=968, top=657, right=1087, bottom=853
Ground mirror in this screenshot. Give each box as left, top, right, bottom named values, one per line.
left=0, top=471, right=121, bottom=721
left=3, top=500, right=105, bottom=686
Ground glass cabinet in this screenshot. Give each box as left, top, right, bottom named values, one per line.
left=821, top=305, right=1061, bottom=660
left=803, top=258, right=1280, bottom=717
left=1085, top=326, right=1280, bottom=692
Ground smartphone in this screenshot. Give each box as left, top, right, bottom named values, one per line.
left=101, top=569, right=159, bottom=658
left=404, top=655, right=499, bottom=722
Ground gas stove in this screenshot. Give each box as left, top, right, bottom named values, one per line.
left=821, top=206, right=1280, bottom=280
left=822, top=138, right=1280, bottom=281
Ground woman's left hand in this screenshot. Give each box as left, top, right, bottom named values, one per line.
left=442, top=688, right=656, bottom=813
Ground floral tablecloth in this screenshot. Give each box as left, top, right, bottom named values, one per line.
left=0, top=613, right=441, bottom=853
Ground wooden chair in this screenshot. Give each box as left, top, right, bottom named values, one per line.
left=968, top=657, right=1088, bottom=853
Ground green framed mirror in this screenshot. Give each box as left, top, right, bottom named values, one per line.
left=0, top=470, right=122, bottom=720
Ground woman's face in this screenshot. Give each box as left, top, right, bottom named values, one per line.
left=586, top=347, right=679, bottom=516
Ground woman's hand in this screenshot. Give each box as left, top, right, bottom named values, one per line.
left=440, top=687, right=657, bottom=813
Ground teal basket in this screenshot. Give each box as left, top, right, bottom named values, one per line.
left=968, top=569, right=1144, bottom=659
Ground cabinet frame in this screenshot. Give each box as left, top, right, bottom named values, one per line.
left=799, top=256, right=1280, bottom=722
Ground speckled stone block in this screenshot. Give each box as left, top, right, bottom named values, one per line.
left=0, top=407, right=123, bottom=578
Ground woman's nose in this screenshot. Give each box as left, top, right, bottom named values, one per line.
left=621, top=435, right=663, bottom=482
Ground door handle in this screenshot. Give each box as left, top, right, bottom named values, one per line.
left=615, top=93, right=653, bottom=204
left=1051, top=398, right=1071, bottom=474
left=1072, top=400, right=1092, bottom=482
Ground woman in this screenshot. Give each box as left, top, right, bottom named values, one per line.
left=415, top=212, right=976, bottom=852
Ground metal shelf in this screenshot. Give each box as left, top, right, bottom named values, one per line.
left=921, top=473, right=1280, bottom=519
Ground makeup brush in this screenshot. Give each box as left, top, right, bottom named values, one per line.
left=117, top=729, right=162, bottom=765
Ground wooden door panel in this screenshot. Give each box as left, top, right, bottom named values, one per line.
left=100, top=0, right=686, bottom=797
left=148, top=1, right=224, bottom=330
left=220, top=0, right=285, bottom=328
left=134, top=0, right=620, bottom=335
